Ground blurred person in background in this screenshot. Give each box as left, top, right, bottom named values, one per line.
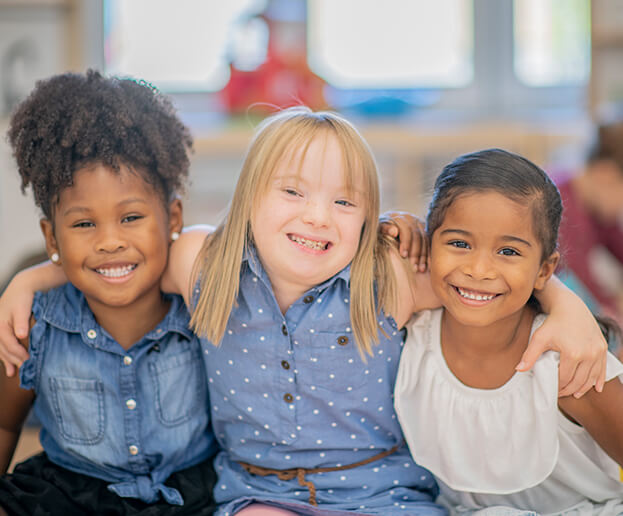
left=555, top=120, right=623, bottom=357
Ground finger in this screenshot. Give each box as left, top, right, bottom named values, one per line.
left=0, top=340, right=26, bottom=377
left=0, top=337, right=28, bottom=367
left=13, top=305, right=32, bottom=340
left=380, top=222, right=399, bottom=238
left=417, top=222, right=429, bottom=271
left=0, top=323, right=28, bottom=366
left=572, top=360, right=598, bottom=398
left=0, top=357, right=15, bottom=378
left=558, top=360, right=590, bottom=398
left=408, top=230, right=420, bottom=266
left=395, top=218, right=414, bottom=258
left=516, top=331, right=548, bottom=372
left=593, top=352, right=607, bottom=393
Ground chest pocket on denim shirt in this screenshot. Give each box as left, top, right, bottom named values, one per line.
left=149, top=348, right=205, bottom=427
left=304, top=331, right=369, bottom=392
left=49, top=376, right=105, bottom=445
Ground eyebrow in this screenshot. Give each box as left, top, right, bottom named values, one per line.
left=273, top=176, right=365, bottom=197
left=62, top=198, right=149, bottom=217
left=440, top=228, right=532, bottom=247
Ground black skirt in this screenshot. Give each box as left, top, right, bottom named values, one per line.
left=0, top=452, right=217, bottom=516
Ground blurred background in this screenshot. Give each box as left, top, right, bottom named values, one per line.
left=1, top=0, right=623, bottom=325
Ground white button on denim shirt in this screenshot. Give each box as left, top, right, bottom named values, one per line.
left=20, top=284, right=216, bottom=506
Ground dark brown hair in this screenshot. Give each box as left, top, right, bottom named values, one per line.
left=8, top=69, right=192, bottom=219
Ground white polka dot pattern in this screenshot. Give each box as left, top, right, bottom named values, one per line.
left=204, top=250, right=440, bottom=514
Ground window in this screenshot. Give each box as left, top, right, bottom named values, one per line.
left=101, top=0, right=591, bottom=116
left=307, top=0, right=473, bottom=89
left=514, top=0, right=590, bottom=87
left=103, top=0, right=267, bottom=92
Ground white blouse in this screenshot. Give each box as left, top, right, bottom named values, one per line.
left=394, top=309, right=623, bottom=515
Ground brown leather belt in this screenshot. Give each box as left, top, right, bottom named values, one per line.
left=238, top=443, right=400, bottom=506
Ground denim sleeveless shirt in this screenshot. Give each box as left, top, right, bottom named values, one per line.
left=199, top=246, right=442, bottom=515
left=20, top=284, right=217, bottom=505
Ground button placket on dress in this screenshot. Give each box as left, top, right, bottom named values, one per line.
left=278, top=314, right=298, bottom=437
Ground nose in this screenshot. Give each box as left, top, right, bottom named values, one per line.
left=462, top=250, right=496, bottom=280
left=301, top=199, right=331, bottom=228
left=95, top=224, right=127, bottom=253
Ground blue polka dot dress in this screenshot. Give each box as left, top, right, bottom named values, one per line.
left=199, top=247, right=444, bottom=515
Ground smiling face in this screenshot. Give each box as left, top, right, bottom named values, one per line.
left=41, top=163, right=181, bottom=318
left=250, top=133, right=367, bottom=309
left=429, top=190, right=558, bottom=328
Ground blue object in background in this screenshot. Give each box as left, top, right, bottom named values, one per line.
left=324, top=86, right=440, bottom=118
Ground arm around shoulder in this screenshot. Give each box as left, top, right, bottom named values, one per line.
left=0, top=261, right=66, bottom=376
left=388, top=248, right=441, bottom=329
left=529, top=274, right=608, bottom=397
left=160, top=225, right=213, bottom=307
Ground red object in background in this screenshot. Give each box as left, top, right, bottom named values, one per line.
left=221, top=15, right=327, bottom=113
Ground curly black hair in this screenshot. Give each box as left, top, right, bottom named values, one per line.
left=7, top=69, right=193, bottom=220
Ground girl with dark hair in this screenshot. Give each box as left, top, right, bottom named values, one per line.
left=395, top=149, right=623, bottom=514
left=0, top=71, right=218, bottom=516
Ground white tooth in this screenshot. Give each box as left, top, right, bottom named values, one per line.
left=97, top=265, right=135, bottom=277
left=458, top=288, right=494, bottom=301
left=291, top=235, right=326, bottom=250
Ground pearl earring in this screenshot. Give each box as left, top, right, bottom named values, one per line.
left=171, top=231, right=180, bottom=241
left=50, top=252, right=59, bottom=263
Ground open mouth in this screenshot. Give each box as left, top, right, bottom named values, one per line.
left=95, top=264, right=137, bottom=278
left=455, top=286, right=498, bottom=301
left=288, top=234, right=330, bottom=251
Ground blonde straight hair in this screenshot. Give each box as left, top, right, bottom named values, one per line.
left=190, top=107, right=398, bottom=357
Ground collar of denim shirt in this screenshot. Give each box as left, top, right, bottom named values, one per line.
left=37, top=283, right=193, bottom=351
left=242, top=242, right=352, bottom=298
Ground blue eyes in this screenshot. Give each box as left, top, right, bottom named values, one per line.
left=335, top=199, right=355, bottom=207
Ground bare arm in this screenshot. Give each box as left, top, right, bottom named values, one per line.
left=379, top=211, right=428, bottom=272
left=527, top=275, right=608, bottom=397
left=0, top=262, right=67, bottom=376
left=388, top=261, right=608, bottom=398
left=388, top=249, right=441, bottom=329
left=558, top=376, right=623, bottom=468
left=160, top=225, right=213, bottom=308
left=0, top=333, right=35, bottom=473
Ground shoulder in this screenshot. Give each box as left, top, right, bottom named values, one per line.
left=33, top=283, right=81, bottom=313
left=396, top=320, right=561, bottom=494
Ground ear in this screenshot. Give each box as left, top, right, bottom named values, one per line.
left=168, top=198, right=183, bottom=241
left=534, top=251, right=560, bottom=291
left=39, top=218, right=61, bottom=265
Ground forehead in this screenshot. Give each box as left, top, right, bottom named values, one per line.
left=441, top=191, right=537, bottom=241
left=57, top=163, right=161, bottom=209
left=272, top=133, right=364, bottom=192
